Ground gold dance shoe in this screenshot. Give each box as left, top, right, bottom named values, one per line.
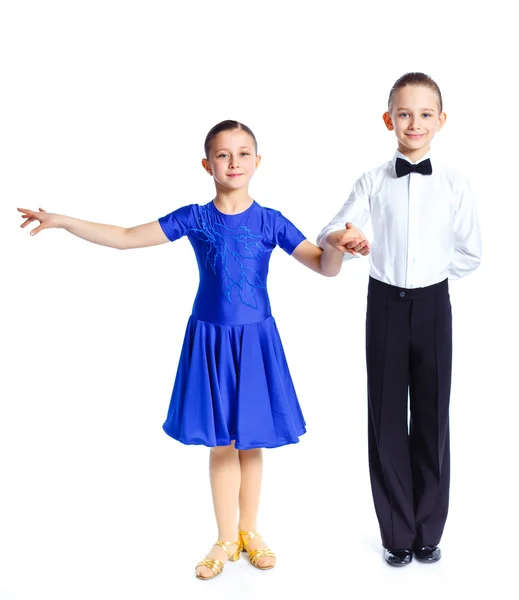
left=195, top=539, right=242, bottom=580
left=239, top=531, right=276, bottom=570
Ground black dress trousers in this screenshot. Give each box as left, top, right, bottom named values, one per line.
left=366, top=276, right=452, bottom=550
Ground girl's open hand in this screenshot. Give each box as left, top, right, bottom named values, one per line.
left=17, top=208, right=60, bottom=235
left=326, top=222, right=370, bottom=256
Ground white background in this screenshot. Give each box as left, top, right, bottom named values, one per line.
left=1, top=1, right=517, bottom=599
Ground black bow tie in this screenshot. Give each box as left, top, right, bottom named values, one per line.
left=395, top=157, right=432, bottom=178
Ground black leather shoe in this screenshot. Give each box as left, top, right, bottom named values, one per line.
left=384, top=548, right=413, bottom=567
left=414, top=546, right=441, bottom=563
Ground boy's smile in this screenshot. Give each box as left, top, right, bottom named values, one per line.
left=383, top=85, right=446, bottom=162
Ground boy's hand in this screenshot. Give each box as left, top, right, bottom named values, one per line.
left=326, top=222, right=370, bottom=256
left=18, top=208, right=61, bottom=235
left=345, top=221, right=371, bottom=255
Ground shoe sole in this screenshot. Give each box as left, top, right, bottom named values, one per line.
left=414, top=557, right=441, bottom=563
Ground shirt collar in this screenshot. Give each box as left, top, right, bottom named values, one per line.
left=392, top=148, right=432, bottom=166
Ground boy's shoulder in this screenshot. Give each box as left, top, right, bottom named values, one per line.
left=352, top=159, right=393, bottom=188
left=432, top=158, right=469, bottom=181
left=426, top=158, right=473, bottom=194
left=365, top=159, right=393, bottom=179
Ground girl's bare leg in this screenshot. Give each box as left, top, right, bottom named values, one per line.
left=196, top=443, right=241, bottom=579
left=238, top=448, right=276, bottom=568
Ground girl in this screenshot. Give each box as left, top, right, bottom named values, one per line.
left=18, top=120, right=368, bottom=580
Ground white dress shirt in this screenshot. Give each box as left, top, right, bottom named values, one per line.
left=317, top=150, right=482, bottom=289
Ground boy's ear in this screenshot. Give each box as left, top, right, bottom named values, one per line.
left=383, top=112, right=394, bottom=131
left=201, top=158, right=212, bottom=175
left=437, top=112, right=447, bottom=131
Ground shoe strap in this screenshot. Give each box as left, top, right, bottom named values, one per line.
left=239, top=531, right=258, bottom=548
left=249, top=548, right=276, bottom=566
left=196, top=558, right=225, bottom=577
left=214, top=540, right=240, bottom=558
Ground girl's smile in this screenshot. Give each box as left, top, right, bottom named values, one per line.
left=202, top=129, right=261, bottom=198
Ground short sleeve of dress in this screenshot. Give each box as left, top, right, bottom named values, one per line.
left=274, top=211, right=306, bottom=254
left=158, top=205, right=194, bottom=242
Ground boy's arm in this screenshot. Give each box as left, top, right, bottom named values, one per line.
left=449, top=180, right=482, bottom=279
left=316, top=173, right=372, bottom=257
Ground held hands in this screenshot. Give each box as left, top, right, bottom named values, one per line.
left=326, top=222, right=370, bottom=256
left=18, top=208, right=60, bottom=235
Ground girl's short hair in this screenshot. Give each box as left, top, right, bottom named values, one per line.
left=388, top=72, right=443, bottom=113
left=204, top=120, right=258, bottom=157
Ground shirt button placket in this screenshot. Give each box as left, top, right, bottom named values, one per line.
left=407, top=174, right=416, bottom=289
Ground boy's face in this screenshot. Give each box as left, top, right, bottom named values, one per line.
left=383, top=85, right=446, bottom=160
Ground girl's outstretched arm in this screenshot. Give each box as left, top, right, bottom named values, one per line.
left=292, top=223, right=370, bottom=277
left=17, top=208, right=169, bottom=250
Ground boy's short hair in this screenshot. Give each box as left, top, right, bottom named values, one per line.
left=388, top=72, right=443, bottom=113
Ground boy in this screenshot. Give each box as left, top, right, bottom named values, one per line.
left=318, top=73, right=481, bottom=566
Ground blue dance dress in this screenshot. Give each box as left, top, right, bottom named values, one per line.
left=158, top=200, right=307, bottom=450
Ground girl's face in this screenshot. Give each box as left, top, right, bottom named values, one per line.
left=383, top=85, right=446, bottom=158
left=202, top=129, right=261, bottom=191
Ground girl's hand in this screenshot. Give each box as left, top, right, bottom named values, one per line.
left=18, top=207, right=168, bottom=249
left=326, top=222, right=370, bottom=256
left=18, top=208, right=61, bottom=235
left=343, top=222, right=370, bottom=256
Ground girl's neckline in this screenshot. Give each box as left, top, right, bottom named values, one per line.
left=210, top=200, right=256, bottom=216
